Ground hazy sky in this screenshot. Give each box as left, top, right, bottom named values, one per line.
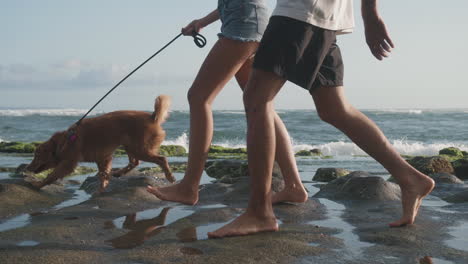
left=1, top=0, right=467, bottom=111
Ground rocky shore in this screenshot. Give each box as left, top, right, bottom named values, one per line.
left=0, top=145, right=467, bottom=263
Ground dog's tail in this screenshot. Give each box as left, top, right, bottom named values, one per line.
left=152, top=95, right=171, bottom=125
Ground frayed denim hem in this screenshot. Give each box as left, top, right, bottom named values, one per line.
left=218, top=33, right=262, bottom=42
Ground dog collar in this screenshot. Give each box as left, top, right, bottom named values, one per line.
left=67, top=129, right=77, bottom=142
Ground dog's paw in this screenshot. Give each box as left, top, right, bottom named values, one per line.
left=25, top=180, right=43, bottom=190
left=166, top=174, right=176, bottom=183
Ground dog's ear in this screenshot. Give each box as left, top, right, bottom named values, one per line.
left=51, top=131, right=72, bottom=158
left=48, top=132, right=63, bottom=150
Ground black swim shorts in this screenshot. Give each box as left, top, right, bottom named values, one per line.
left=253, top=16, right=344, bottom=93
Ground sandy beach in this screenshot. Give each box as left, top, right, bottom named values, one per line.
left=1, top=155, right=467, bottom=264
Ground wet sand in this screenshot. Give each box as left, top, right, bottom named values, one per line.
left=0, top=170, right=467, bottom=264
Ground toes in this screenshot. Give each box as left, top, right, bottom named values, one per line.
left=146, top=185, right=158, bottom=195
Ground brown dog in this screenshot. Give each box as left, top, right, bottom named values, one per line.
left=26, top=95, right=175, bottom=192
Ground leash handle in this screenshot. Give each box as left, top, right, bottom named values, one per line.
left=192, top=32, right=207, bottom=48
left=75, top=32, right=206, bottom=125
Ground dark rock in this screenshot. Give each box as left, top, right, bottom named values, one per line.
left=439, top=147, right=464, bottom=159
left=137, top=162, right=187, bottom=174
left=313, top=168, right=350, bottom=182
left=11, top=164, right=96, bottom=179
left=429, top=172, right=463, bottom=184
left=452, top=158, right=468, bottom=180
left=0, top=179, right=70, bottom=218
left=443, top=190, right=468, bottom=203
left=80, top=174, right=166, bottom=194
left=208, top=145, right=247, bottom=154
left=198, top=175, right=284, bottom=205
left=0, top=167, right=16, bottom=173
left=159, top=145, right=187, bottom=157
left=295, top=150, right=311, bottom=156
left=0, top=141, right=40, bottom=153
left=406, top=156, right=454, bottom=175
left=296, top=149, right=323, bottom=156
left=204, top=159, right=248, bottom=181
left=205, top=160, right=284, bottom=184
left=310, top=148, right=322, bottom=155
left=314, top=171, right=401, bottom=201
left=15, top=164, right=29, bottom=174
left=115, top=145, right=187, bottom=157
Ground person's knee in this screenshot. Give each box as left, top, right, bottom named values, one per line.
left=187, top=88, right=209, bottom=109
left=313, top=86, right=352, bottom=125
left=316, top=103, right=350, bottom=125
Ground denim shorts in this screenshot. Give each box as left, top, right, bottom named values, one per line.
left=217, top=0, right=270, bottom=42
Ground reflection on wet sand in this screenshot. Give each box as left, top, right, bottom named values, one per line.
left=176, top=226, right=198, bottom=243
left=420, top=256, right=434, bottom=264
left=103, top=220, right=116, bottom=230
left=105, top=207, right=171, bottom=249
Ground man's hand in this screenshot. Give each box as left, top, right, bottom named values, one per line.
left=362, top=0, right=394, bottom=60
left=364, top=16, right=394, bottom=60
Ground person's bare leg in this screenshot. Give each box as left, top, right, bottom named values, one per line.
left=209, top=69, right=285, bottom=238
left=270, top=119, right=308, bottom=204
left=311, top=86, right=435, bottom=227
left=146, top=38, right=259, bottom=205
left=235, top=59, right=307, bottom=204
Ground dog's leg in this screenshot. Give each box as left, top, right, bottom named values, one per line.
left=123, top=213, right=137, bottom=229
left=31, top=160, right=78, bottom=189
left=112, top=154, right=140, bottom=178
left=139, top=154, right=175, bottom=183
left=97, top=157, right=113, bottom=193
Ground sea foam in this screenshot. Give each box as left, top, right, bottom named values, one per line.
left=293, top=140, right=468, bottom=157
left=0, top=109, right=102, bottom=117
left=162, top=133, right=467, bottom=157
left=372, top=109, right=423, bottom=114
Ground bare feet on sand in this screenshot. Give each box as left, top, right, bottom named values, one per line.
left=389, top=173, right=435, bottom=227
left=271, top=185, right=308, bottom=204
left=146, top=183, right=198, bottom=205
left=208, top=211, right=279, bottom=238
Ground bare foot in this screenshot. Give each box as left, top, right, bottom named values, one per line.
left=99, top=179, right=109, bottom=193
left=272, top=185, right=308, bottom=204
left=146, top=183, right=198, bottom=205
left=389, top=174, right=435, bottom=227
left=208, top=211, right=278, bottom=238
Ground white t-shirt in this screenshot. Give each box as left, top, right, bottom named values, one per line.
left=273, top=0, right=355, bottom=34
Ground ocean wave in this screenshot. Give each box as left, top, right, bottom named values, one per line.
left=390, top=140, right=468, bottom=156
left=371, top=109, right=423, bottom=114
left=163, top=133, right=189, bottom=150
left=162, top=134, right=467, bottom=157
left=217, top=110, right=245, bottom=115
left=293, top=140, right=468, bottom=157
left=0, top=109, right=106, bottom=117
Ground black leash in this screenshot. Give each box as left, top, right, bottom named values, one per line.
left=74, top=32, right=206, bottom=126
